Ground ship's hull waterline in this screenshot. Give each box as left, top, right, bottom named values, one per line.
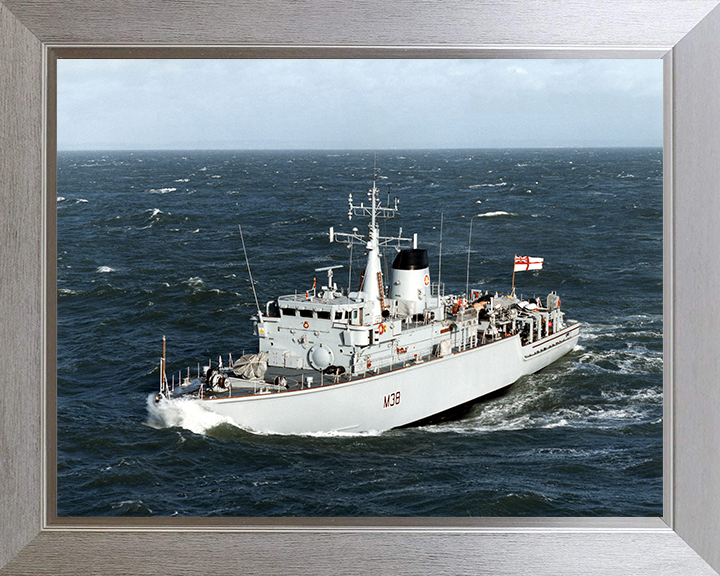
left=187, top=324, right=580, bottom=435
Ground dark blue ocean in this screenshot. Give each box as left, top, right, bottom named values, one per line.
left=57, top=149, right=662, bottom=517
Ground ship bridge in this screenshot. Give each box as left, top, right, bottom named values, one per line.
left=275, top=292, right=366, bottom=325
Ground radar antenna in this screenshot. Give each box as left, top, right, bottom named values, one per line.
left=315, top=265, right=344, bottom=290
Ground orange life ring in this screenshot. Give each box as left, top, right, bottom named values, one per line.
left=378, top=323, right=385, bottom=335
left=424, top=274, right=430, bottom=286
left=303, top=321, right=309, bottom=329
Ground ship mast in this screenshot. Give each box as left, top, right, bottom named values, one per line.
left=330, top=175, right=411, bottom=324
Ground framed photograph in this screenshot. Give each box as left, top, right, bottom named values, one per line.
left=2, top=1, right=720, bottom=574
left=53, top=58, right=662, bottom=521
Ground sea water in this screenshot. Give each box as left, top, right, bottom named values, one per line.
left=57, top=149, right=662, bottom=516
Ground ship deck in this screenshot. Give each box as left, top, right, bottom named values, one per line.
left=202, top=355, right=435, bottom=399
left=191, top=321, right=579, bottom=402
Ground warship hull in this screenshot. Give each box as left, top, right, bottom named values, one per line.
left=193, top=323, right=579, bottom=434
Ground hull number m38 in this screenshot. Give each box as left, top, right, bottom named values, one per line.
left=383, top=391, right=401, bottom=409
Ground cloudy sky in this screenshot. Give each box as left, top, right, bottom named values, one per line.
left=57, top=59, right=663, bottom=150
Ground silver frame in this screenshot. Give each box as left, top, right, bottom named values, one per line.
left=2, top=1, right=720, bottom=574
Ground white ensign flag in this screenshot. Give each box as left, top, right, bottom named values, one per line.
left=514, top=256, right=544, bottom=272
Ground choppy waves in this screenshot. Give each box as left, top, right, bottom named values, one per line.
left=57, top=149, right=663, bottom=517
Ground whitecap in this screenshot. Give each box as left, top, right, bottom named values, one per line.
left=468, top=182, right=507, bottom=189
left=543, top=418, right=569, bottom=429
left=478, top=211, right=516, bottom=218
left=111, top=500, right=143, bottom=509
left=601, top=388, right=662, bottom=403
left=185, top=277, right=204, bottom=287
left=57, top=196, right=65, bottom=202
left=96, top=266, right=115, bottom=273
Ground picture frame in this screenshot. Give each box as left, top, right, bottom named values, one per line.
left=2, top=1, right=720, bottom=573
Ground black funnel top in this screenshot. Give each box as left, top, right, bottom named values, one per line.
left=391, top=249, right=429, bottom=271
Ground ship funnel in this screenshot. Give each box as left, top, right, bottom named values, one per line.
left=389, top=249, right=430, bottom=316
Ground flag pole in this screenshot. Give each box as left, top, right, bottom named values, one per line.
left=511, top=254, right=516, bottom=297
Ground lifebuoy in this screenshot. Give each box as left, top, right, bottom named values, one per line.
left=424, top=274, right=430, bottom=286
left=378, top=323, right=385, bottom=335
left=303, top=321, right=309, bottom=329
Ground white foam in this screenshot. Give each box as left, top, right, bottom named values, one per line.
left=478, top=211, right=516, bottom=218
left=111, top=500, right=144, bottom=509
left=468, top=182, right=507, bottom=188
left=145, top=394, right=239, bottom=435
left=425, top=370, right=661, bottom=434
left=424, top=386, right=557, bottom=434
left=96, top=266, right=115, bottom=273
left=296, top=428, right=383, bottom=438
left=543, top=418, right=569, bottom=429
left=601, top=388, right=662, bottom=403
left=575, top=346, right=662, bottom=376
left=57, top=196, right=65, bottom=202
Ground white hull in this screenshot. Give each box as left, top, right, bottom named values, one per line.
left=196, top=323, right=580, bottom=434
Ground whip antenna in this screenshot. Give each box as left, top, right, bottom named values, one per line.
left=438, top=212, right=444, bottom=287
left=239, top=225, right=262, bottom=318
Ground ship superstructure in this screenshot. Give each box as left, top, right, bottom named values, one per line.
left=155, top=176, right=580, bottom=435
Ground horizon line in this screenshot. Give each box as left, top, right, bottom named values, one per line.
left=57, top=145, right=664, bottom=153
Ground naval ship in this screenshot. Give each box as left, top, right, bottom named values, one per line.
left=154, top=179, right=580, bottom=434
